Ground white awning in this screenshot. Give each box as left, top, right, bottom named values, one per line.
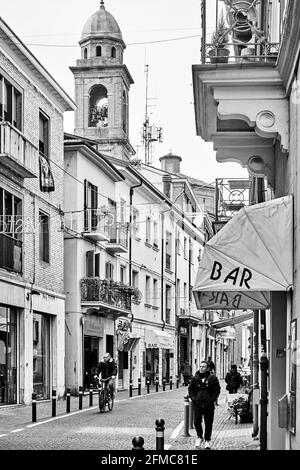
left=145, top=329, right=174, bottom=350
left=211, top=311, right=253, bottom=329
left=193, top=196, right=293, bottom=309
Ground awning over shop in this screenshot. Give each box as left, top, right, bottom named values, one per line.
left=117, top=331, right=140, bottom=352
left=193, top=196, right=293, bottom=309
left=211, top=311, right=253, bottom=329
left=145, top=329, right=174, bottom=350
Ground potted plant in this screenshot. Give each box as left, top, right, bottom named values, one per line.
left=208, top=11, right=230, bottom=64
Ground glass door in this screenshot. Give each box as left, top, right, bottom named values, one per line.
left=0, top=306, right=17, bottom=405
left=33, top=313, right=50, bottom=400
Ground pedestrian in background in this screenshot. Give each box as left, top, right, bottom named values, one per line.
left=207, top=356, right=216, bottom=374
left=180, top=359, right=192, bottom=386
left=188, top=360, right=221, bottom=450
left=225, top=364, right=243, bottom=394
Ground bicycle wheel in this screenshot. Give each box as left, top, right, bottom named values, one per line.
left=99, top=390, right=105, bottom=413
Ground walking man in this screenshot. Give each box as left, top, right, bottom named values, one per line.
left=188, top=360, right=220, bottom=450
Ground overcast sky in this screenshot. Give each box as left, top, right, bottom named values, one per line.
left=1, top=0, right=248, bottom=184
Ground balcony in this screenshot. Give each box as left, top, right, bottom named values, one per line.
left=82, top=209, right=111, bottom=242
left=0, top=233, right=22, bottom=274
left=104, top=224, right=128, bottom=253
left=81, top=278, right=138, bottom=313
left=0, top=122, right=39, bottom=178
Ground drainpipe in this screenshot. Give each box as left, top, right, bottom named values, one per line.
left=252, top=310, right=259, bottom=438
left=129, top=181, right=143, bottom=390
left=260, top=309, right=268, bottom=451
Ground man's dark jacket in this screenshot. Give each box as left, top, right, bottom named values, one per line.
left=95, top=359, right=118, bottom=379
left=188, top=371, right=220, bottom=408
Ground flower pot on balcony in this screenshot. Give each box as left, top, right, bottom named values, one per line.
left=240, top=47, right=256, bottom=62
left=208, top=48, right=230, bottom=64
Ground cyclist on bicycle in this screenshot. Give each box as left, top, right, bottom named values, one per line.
left=94, top=352, right=118, bottom=398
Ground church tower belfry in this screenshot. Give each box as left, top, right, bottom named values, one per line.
left=70, top=1, right=135, bottom=160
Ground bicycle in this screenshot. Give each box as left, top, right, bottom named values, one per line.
left=97, top=377, right=114, bottom=413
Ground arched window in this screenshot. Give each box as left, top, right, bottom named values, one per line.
left=89, top=85, right=108, bottom=128
left=111, top=47, right=116, bottom=58
left=84, top=48, right=88, bottom=59
left=122, top=90, right=128, bottom=133
left=96, top=46, right=102, bottom=57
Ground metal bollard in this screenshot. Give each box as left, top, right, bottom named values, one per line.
left=170, top=376, right=173, bottom=390
left=155, top=376, right=159, bottom=392
left=89, top=384, right=93, bottom=407
left=183, top=395, right=190, bottom=437
left=138, top=377, right=141, bottom=396
left=66, top=388, right=71, bottom=413
left=32, top=393, right=37, bottom=423
left=155, top=419, right=165, bottom=451
left=147, top=378, right=150, bottom=394
left=79, top=386, right=83, bottom=410
left=162, top=377, right=166, bottom=392
left=189, top=400, right=194, bottom=429
left=132, top=436, right=145, bottom=450
left=52, top=390, right=57, bottom=417
left=176, top=375, right=179, bottom=389
left=129, top=379, right=133, bottom=398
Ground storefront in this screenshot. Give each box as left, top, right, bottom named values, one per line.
left=145, top=329, right=174, bottom=384
left=82, top=313, right=104, bottom=389
left=0, top=305, right=17, bottom=406
left=33, top=312, right=51, bottom=400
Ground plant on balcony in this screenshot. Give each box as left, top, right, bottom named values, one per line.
left=208, top=11, right=230, bottom=64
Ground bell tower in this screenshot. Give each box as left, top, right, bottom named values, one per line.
left=70, top=1, right=135, bottom=160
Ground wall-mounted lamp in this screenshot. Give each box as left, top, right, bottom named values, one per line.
left=26, top=290, right=41, bottom=301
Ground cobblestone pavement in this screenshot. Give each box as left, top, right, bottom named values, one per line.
left=0, top=381, right=260, bottom=451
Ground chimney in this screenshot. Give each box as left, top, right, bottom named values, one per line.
left=159, top=152, right=182, bottom=174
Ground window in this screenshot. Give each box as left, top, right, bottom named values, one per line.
left=39, top=111, right=50, bottom=158
left=145, top=275, right=151, bottom=304
left=84, top=180, right=98, bottom=232
left=184, top=283, right=187, bottom=309
left=132, top=208, right=139, bottom=237
left=96, top=46, right=102, bottom=57
left=176, top=231, right=180, bottom=255
left=176, top=279, right=180, bottom=306
left=111, top=47, right=116, bottom=58
left=132, top=270, right=139, bottom=287
left=39, top=211, right=49, bottom=263
left=86, top=251, right=100, bottom=277
left=0, top=187, right=22, bottom=273
left=84, top=48, right=88, bottom=59
left=146, top=216, right=151, bottom=244
left=120, top=265, right=126, bottom=284
left=105, top=261, right=114, bottom=280
left=0, top=75, right=22, bottom=130
left=89, top=85, right=108, bottom=128
left=165, top=231, right=172, bottom=270
left=153, top=221, right=158, bottom=248
left=184, top=237, right=188, bottom=259
left=122, top=90, right=127, bottom=133
left=120, top=199, right=126, bottom=227
left=166, top=286, right=171, bottom=324
left=153, top=279, right=158, bottom=307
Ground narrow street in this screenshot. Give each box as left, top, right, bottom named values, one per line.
left=0, top=382, right=259, bottom=451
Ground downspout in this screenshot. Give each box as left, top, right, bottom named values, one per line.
left=129, top=181, right=143, bottom=389
left=285, top=291, right=292, bottom=450
left=252, top=310, right=260, bottom=438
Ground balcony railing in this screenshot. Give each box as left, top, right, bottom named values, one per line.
left=105, top=224, right=128, bottom=253
left=0, top=122, right=39, bottom=178
left=81, top=278, right=138, bottom=311
left=200, top=0, right=283, bottom=65
left=0, top=233, right=22, bottom=274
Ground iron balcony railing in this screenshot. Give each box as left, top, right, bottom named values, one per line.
left=0, top=121, right=39, bottom=177
left=81, top=278, right=135, bottom=311
left=200, top=0, right=286, bottom=65
left=104, top=223, right=128, bottom=249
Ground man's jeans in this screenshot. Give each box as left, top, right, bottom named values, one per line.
left=193, top=406, right=215, bottom=441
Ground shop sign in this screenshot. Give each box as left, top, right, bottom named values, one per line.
left=83, top=315, right=104, bottom=337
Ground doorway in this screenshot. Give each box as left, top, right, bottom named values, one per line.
left=0, top=306, right=17, bottom=405
left=84, top=336, right=99, bottom=389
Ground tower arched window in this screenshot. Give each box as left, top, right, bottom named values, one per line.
left=89, top=85, right=108, bottom=128
left=122, top=90, right=128, bottom=133
left=111, top=47, right=116, bottom=58
left=96, top=46, right=102, bottom=57
left=84, top=48, right=88, bottom=59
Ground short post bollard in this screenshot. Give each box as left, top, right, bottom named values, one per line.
left=147, top=378, right=150, bottom=394
left=170, top=376, right=173, bottom=390
left=155, top=376, right=159, bottom=392
left=132, top=436, right=145, bottom=450
left=66, top=388, right=71, bottom=413
left=189, top=400, right=194, bottom=429
left=32, top=393, right=37, bottom=423
left=138, top=377, right=141, bottom=396
left=162, top=377, right=166, bottom=392
left=176, top=375, right=179, bottom=389
left=52, top=390, right=57, bottom=418
left=79, top=386, right=83, bottom=410
left=89, top=383, right=93, bottom=407
left=155, top=419, right=165, bottom=451
left=183, top=395, right=190, bottom=437
left=129, top=379, right=133, bottom=398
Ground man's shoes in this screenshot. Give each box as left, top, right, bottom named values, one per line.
left=194, top=437, right=203, bottom=448
left=204, top=441, right=211, bottom=450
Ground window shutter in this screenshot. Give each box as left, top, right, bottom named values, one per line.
left=86, top=251, right=94, bottom=277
